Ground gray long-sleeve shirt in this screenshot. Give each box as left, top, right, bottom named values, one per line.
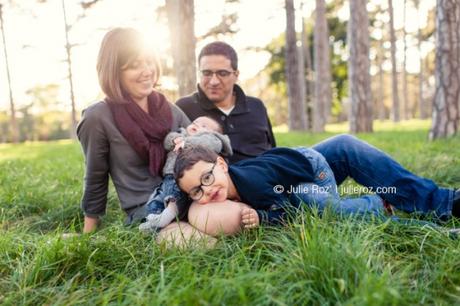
left=76, top=101, right=190, bottom=217
left=162, top=128, right=233, bottom=176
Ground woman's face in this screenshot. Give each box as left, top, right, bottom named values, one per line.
left=120, top=53, right=156, bottom=103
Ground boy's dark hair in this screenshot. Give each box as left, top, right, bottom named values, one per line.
left=198, top=41, right=238, bottom=70
left=174, top=145, right=219, bottom=182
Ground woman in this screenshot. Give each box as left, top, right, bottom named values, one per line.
left=77, top=28, right=214, bottom=245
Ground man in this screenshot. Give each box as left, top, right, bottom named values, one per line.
left=176, top=41, right=276, bottom=164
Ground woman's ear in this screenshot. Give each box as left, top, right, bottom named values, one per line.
left=216, top=156, right=228, bottom=173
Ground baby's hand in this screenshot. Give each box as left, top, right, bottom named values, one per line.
left=173, top=137, right=185, bottom=152
left=173, top=137, right=184, bottom=144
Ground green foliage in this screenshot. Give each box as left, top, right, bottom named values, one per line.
left=0, top=123, right=460, bottom=304
left=0, top=111, right=9, bottom=143
left=0, top=84, right=73, bottom=143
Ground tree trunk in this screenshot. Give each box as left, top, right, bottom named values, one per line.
left=388, top=0, right=400, bottom=122
left=285, top=0, right=307, bottom=130
left=376, top=4, right=386, bottom=121
left=301, top=17, right=313, bottom=129
left=296, top=38, right=308, bottom=127
left=429, top=0, right=460, bottom=139
left=377, top=40, right=386, bottom=121
left=61, top=0, right=77, bottom=139
left=0, top=4, right=18, bottom=143
left=313, top=0, right=331, bottom=132
left=402, top=0, right=409, bottom=120
left=416, top=0, right=428, bottom=119
left=166, top=0, right=197, bottom=97
left=348, top=0, right=373, bottom=133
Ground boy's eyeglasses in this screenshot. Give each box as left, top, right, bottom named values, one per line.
left=200, top=70, right=235, bottom=79
left=188, top=162, right=217, bottom=200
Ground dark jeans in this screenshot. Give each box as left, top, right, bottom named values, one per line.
left=125, top=175, right=190, bottom=226
left=293, top=147, right=385, bottom=216
left=311, top=134, right=454, bottom=218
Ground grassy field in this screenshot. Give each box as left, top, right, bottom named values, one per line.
left=1, top=120, right=460, bottom=305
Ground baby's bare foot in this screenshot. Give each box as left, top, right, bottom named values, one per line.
left=241, top=208, right=259, bottom=229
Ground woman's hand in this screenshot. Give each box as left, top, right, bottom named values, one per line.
left=62, top=216, right=99, bottom=238
left=83, top=216, right=100, bottom=233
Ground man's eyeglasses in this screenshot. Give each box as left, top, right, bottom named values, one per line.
left=188, top=162, right=217, bottom=200
left=200, top=69, right=235, bottom=79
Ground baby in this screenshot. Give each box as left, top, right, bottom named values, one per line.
left=138, top=116, right=232, bottom=233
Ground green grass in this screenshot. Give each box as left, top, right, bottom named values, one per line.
left=1, top=120, right=460, bottom=305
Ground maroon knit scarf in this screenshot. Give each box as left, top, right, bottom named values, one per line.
left=108, top=91, right=172, bottom=176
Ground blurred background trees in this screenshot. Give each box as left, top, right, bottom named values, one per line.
left=285, top=0, right=308, bottom=130
left=428, top=0, right=459, bottom=140
left=165, top=0, right=197, bottom=97
left=348, top=0, right=373, bottom=133
left=0, top=0, right=458, bottom=142
left=313, top=0, right=331, bottom=132
left=0, top=2, right=18, bottom=143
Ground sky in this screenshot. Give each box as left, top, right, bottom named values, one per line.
left=0, top=0, right=435, bottom=113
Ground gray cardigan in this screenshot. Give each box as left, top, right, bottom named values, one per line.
left=76, top=101, right=190, bottom=217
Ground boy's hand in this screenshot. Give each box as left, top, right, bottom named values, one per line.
left=241, top=208, right=259, bottom=229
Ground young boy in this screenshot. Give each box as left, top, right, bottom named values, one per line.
left=138, top=117, right=232, bottom=233
left=173, top=145, right=389, bottom=232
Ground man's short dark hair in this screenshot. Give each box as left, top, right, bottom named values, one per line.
left=198, top=41, right=238, bottom=70
left=174, top=145, right=219, bottom=182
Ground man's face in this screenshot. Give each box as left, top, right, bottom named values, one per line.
left=198, top=55, right=239, bottom=104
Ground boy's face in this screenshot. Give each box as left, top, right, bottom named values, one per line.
left=178, top=157, right=229, bottom=205
left=186, top=117, right=220, bottom=135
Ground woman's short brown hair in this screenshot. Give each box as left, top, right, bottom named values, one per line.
left=96, top=27, right=161, bottom=103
